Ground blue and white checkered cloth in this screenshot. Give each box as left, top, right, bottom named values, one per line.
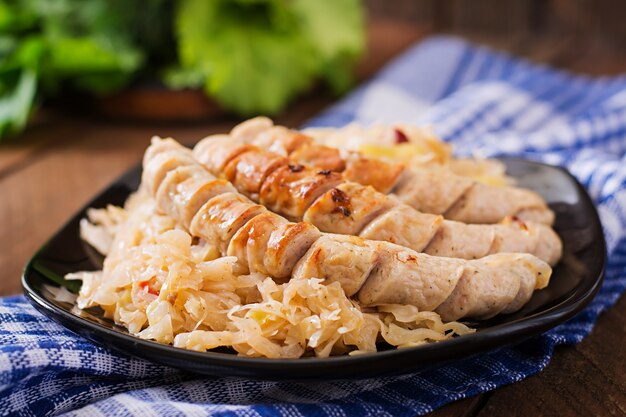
left=2, top=35, right=626, bottom=416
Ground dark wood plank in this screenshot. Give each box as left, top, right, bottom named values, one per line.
left=444, top=0, right=534, bottom=34
left=366, top=0, right=436, bottom=25
left=357, top=20, right=431, bottom=80
left=428, top=396, right=486, bottom=417
left=0, top=122, right=185, bottom=295
left=0, top=113, right=73, bottom=177
left=476, top=294, right=626, bottom=417
left=564, top=35, right=626, bottom=76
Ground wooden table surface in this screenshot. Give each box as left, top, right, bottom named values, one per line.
left=0, top=21, right=624, bottom=417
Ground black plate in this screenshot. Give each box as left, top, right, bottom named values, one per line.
left=22, top=158, right=606, bottom=380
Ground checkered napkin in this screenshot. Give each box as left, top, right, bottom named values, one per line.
left=2, top=36, right=626, bottom=416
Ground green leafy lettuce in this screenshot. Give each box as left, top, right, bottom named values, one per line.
left=169, top=0, right=364, bottom=115
left=0, top=0, right=145, bottom=140
left=0, top=0, right=364, bottom=139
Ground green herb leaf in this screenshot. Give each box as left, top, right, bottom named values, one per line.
left=173, top=0, right=364, bottom=115
left=45, top=36, right=142, bottom=94
left=175, top=0, right=320, bottom=115
left=32, top=260, right=82, bottom=294
left=292, top=0, right=365, bottom=92
left=0, top=0, right=365, bottom=137
left=0, top=68, right=37, bottom=140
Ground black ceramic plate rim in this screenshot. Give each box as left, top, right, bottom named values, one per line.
left=21, top=157, right=607, bottom=377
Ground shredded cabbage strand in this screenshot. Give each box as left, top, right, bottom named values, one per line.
left=69, top=191, right=474, bottom=358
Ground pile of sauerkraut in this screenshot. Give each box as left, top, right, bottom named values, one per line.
left=304, top=123, right=511, bottom=186
left=68, top=190, right=473, bottom=358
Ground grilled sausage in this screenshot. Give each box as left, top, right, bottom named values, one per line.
left=234, top=117, right=555, bottom=226
left=144, top=137, right=553, bottom=320
left=259, top=165, right=344, bottom=222
left=193, top=134, right=562, bottom=265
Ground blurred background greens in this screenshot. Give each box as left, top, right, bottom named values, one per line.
left=4, top=0, right=626, bottom=142
left=0, top=0, right=365, bottom=140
